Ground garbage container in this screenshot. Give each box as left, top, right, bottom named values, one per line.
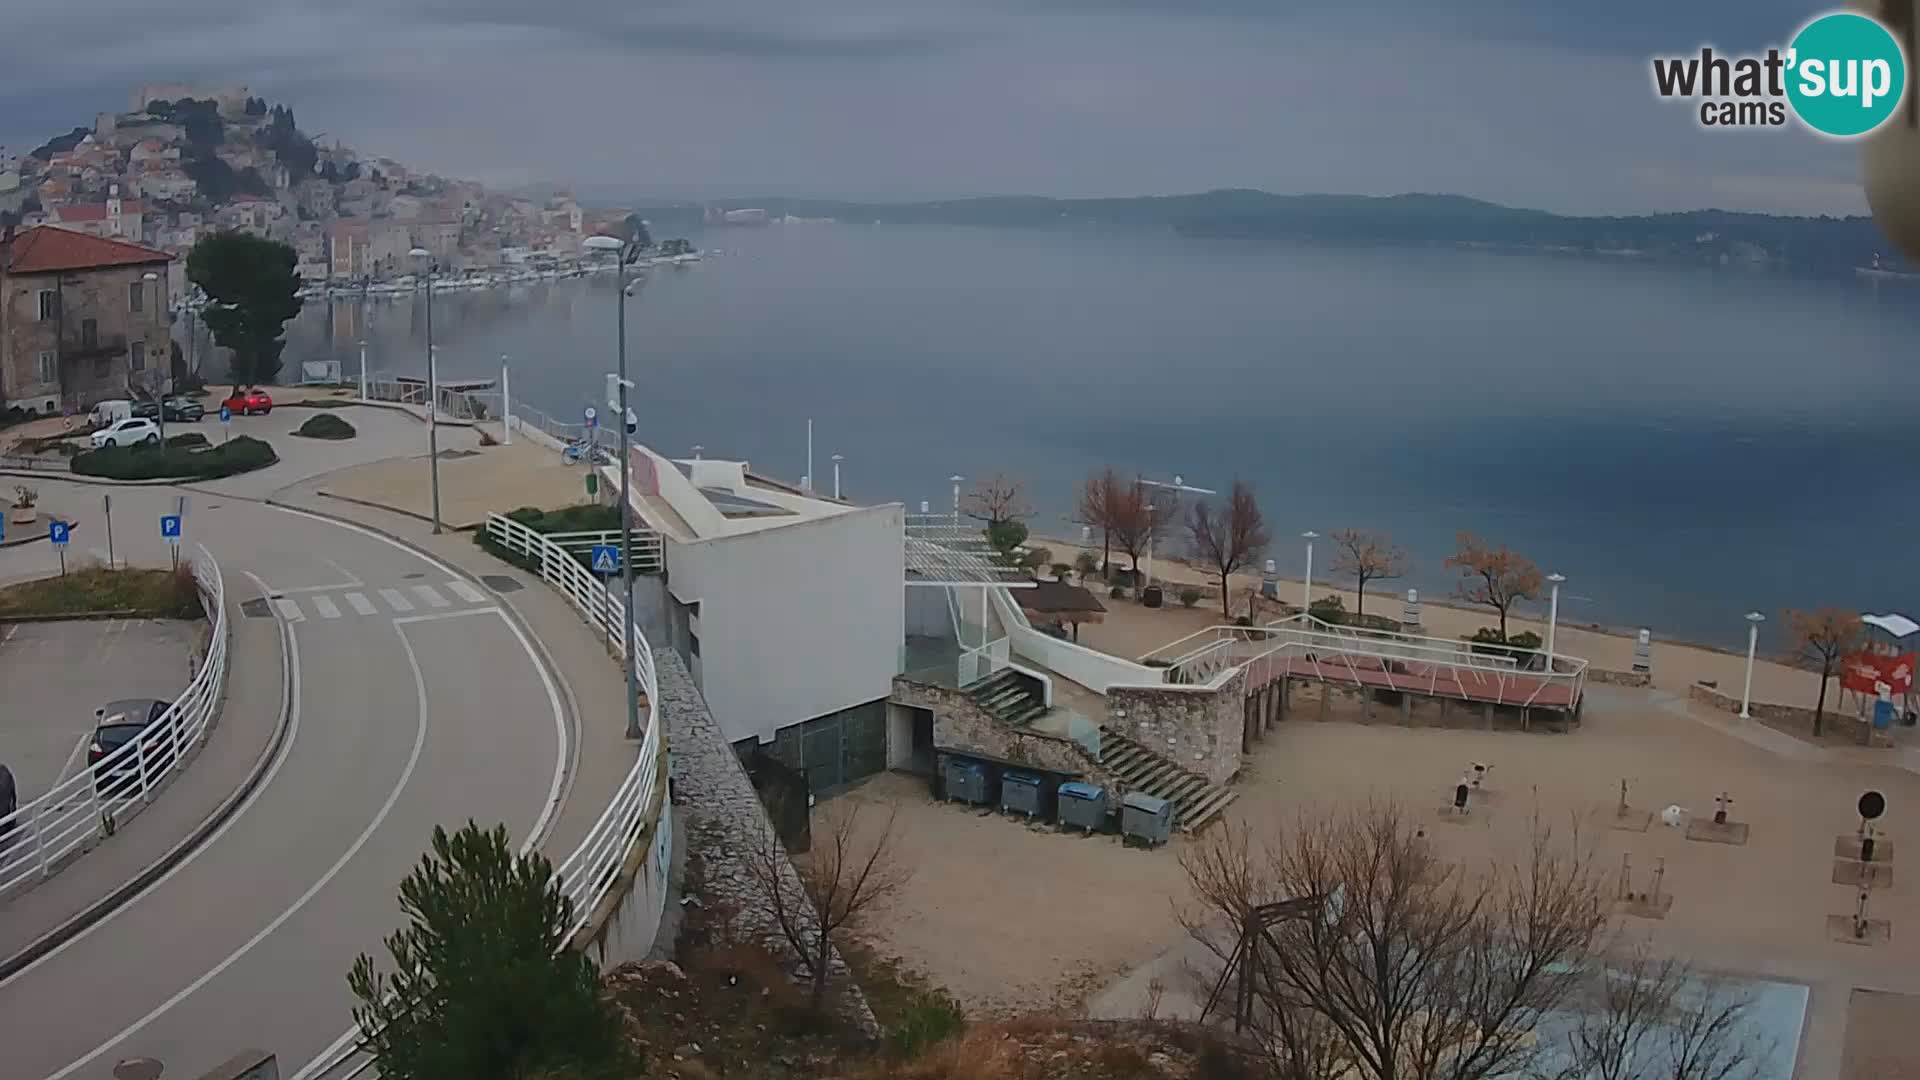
left=1142, top=585, right=1164, bottom=608
left=1121, top=791, right=1174, bottom=847
left=1057, top=781, right=1107, bottom=833
left=944, top=757, right=992, bottom=807
left=1001, top=771, right=1044, bottom=818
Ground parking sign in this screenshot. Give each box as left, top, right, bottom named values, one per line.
left=161, top=514, right=183, bottom=544
left=48, top=520, right=70, bottom=546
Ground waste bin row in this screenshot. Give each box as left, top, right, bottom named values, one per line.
left=937, top=752, right=1173, bottom=848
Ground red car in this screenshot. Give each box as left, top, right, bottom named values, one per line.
left=221, top=388, right=273, bottom=416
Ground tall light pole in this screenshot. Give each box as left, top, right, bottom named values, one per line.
left=831, top=453, right=844, bottom=500
left=357, top=339, right=369, bottom=402
left=1139, top=475, right=1215, bottom=591
left=950, top=474, right=964, bottom=525
left=141, top=271, right=165, bottom=445
left=1301, top=531, right=1319, bottom=615
left=585, top=234, right=644, bottom=741
left=500, top=352, right=511, bottom=444
left=408, top=248, right=442, bottom=534
left=1740, top=611, right=1766, bottom=719
left=1544, top=573, right=1566, bottom=671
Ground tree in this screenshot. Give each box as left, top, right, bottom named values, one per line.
left=623, top=213, right=652, bottom=251
left=1330, top=529, right=1408, bottom=621
left=962, top=472, right=1032, bottom=527
left=1074, top=466, right=1121, bottom=577
left=347, top=822, right=629, bottom=1080
left=986, top=518, right=1030, bottom=566
left=245, top=96, right=268, bottom=116
left=187, top=232, right=303, bottom=385
left=1444, top=533, right=1543, bottom=640
left=742, top=797, right=910, bottom=1010
left=1109, top=479, right=1173, bottom=576
left=1784, top=607, right=1861, bottom=737
left=1188, top=480, right=1271, bottom=619
left=1557, top=941, right=1762, bottom=1080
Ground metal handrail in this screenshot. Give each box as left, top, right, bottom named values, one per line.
left=0, top=545, right=228, bottom=896
left=540, top=529, right=665, bottom=574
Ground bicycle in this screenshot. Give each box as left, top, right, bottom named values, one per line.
left=561, top=438, right=613, bottom=466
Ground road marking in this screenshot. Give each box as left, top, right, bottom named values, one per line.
left=393, top=606, right=501, bottom=625
left=378, top=588, right=414, bottom=613
left=272, top=597, right=304, bottom=622
left=319, top=556, right=362, bottom=587
left=446, top=579, right=487, bottom=604
left=46, top=611, right=431, bottom=1080
left=343, top=592, right=377, bottom=616
left=310, top=595, right=341, bottom=619
left=411, top=583, right=451, bottom=609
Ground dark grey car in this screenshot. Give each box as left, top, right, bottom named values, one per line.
left=89, top=698, right=177, bottom=786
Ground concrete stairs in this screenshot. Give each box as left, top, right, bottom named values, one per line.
left=1097, top=727, right=1238, bottom=832
left=969, top=669, right=1050, bottom=727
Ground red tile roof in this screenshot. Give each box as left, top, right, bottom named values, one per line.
left=52, top=200, right=144, bottom=222
left=4, top=226, right=172, bottom=274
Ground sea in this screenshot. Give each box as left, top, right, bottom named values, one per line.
left=283, top=222, right=1920, bottom=653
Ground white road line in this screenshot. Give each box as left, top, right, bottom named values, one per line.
left=47, top=611, right=432, bottom=1080
left=377, top=588, right=414, bottom=613
left=392, top=606, right=501, bottom=626
left=446, top=579, right=487, bottom=604
left=410, top=583, right=451, bottom=609
left=271, top=597, right=304, bottom=622
left=343, top=592, right=377, bottom=616
left=318, top=556, right=362, bottom=587
left=310, top=595, right=341, bottom=620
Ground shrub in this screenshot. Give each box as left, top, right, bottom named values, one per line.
left=1050, top=562, right=1074, bottom=581
left=72, top=435, right=277, bottom=481
left=1308, top=594, right=1347, bottom=625
left=1179, top=587, right=1202, bottom=608
left=166, top=432, right=209, bottom=449
left=1109, top=585, right=1127, bottom=599
left=888, top=991, right=966, bottom=1058
left=293, top=413, right=356, bottom=440
left=1074, top=551, right=1099, bottom=578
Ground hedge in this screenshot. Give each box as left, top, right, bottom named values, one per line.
left=166, top=432, right=209, bottom=449
left=72, top=435, right=278, bottom=481
left=294, top=413, right=357, bottom=440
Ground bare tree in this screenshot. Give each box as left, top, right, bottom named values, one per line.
left=1179, top=804, right=1613, bottom=1080
left=1074, top=466, right=1121, bottom=577
left=1329, top=529, right=1407, bottom=621
left=1784, top=607, right=1861, bottom=737
left=741, top=797, right=911, bottom=1011
left=1559, top=941, right=1761, bottom=1080
left=962, top=472, right=1032, bottom=527
left=1189, top=480, right=1271, bottom=619
left=1444, top=532, right=1544, bottom=640
left=1109, top=479, right=1174, bottom=578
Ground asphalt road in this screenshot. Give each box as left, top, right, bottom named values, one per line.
left=0, top=485, right=566, bottom=1080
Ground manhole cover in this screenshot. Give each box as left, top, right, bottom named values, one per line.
left=112, top=1060, right=164, bottom=1080
left=240, top=598, right=272, bottom=618
left=403, top=572, right=425, bottom=580
left=481, top=575, right=523, bottom=593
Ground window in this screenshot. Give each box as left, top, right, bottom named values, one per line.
left=130, top=341, right=146, bottom=372
left=80, top=319, right=97, bottom=349
left=36, top=290, right=57, bottom=321
left=128, top=281, right=144, bottom=313
left=36, top=352, right=54, bottom=385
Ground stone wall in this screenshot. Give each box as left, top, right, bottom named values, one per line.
left=656, top=649, right=879, bottom=1036
left=892, top=676, right=1105, bottom=782
left=1589, top=668, right=1651, bottom=688
left=1107, top=667, right=1247, bottom=784
left=1688, top=680, right=1825, bottom=729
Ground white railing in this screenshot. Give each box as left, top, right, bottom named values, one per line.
left=0, top=545, right=228, bottom=897
left=990, top=586, right=1163, bottom=694
left=541, top=529, right=665, bottom=575
left=483, top=512, right=666, bottom=939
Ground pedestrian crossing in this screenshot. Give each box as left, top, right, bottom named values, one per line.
left=267, top=580, right=491, bottom=623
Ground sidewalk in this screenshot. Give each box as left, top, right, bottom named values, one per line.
left=0, top=589, right=284, bottom=973
left=313, top=435, right=586, bottom=530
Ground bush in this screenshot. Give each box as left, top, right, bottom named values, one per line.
left=1179, top=587, right=1202, bottom=608
left=1109, top=585, right=1127, bottom=599
left=888, top=991, right=966, bottom=1058
left=72, top=435, right=277, bottom=481
left=1469, top=628, right=1545, bottom=666
left=1074, top=551, right=1099, bottom=578
left=1308, top=594, right=1347, bottom=625
left=166, top=432, right=209, bottom=449
left=1049, top=562, right=1074, bottom=581
left=293, top=413, right=356, bottom=440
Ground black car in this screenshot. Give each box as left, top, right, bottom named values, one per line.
left=130, top=399, right=161, bottom=420
left=162, top=396, right=205, bottom=422
left=89, top=698, right=179, bottom=793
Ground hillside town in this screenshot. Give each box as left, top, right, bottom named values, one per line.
left=0, top=83, right=620, bottom=299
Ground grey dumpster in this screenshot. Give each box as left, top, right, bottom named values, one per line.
left=944, top=757, right=992, bottom=807
left=1001, top=771, right=1044, bottom=818
left=1121, top=791, right=1174, bottom=847
left=1057, top=781, right=1107, bottom=833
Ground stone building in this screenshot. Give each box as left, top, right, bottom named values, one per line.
left=0, top=227, right=173, bottom=414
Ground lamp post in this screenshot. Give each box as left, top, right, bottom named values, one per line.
left=585, top=234, right=644, bottom=740
left=1545, top=573, right=1566, bottom=671
left=407, top=248, right=442, bottom=534
left=1301, top=531, right=1319, bottom=615
left=831, top=453, right=844, bottom=500
left=500, top=353, right=511, bottom=444
left=1740, top=611, right=1766, bottom=719
left=141, top=271, right=166, bottom=445
left=950, top=474, right=964, bottom=526
left=357, top=339, right=369, bottom=402
left=1139, top=475, right=1215, bottom=591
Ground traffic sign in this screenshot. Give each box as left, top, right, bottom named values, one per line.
left=48, top=520, right=70, bottom=546
left=584, top=406, right=598, bottom=430
left=160, top=514, right=183, bottom=544
left=590, top=544, right=620, bottom=574
left=219, top=405, right=232, bottom=424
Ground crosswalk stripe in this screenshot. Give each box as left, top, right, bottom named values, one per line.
left=411, top=584, right=452, bottom=609
left=446, top=579, right=487, bottom=604
left=378, top=588, right=415, bottom=613
left=272, top=597, right=305, bottom=622
left=345, top=592, right=377, bottom=616
left=311, top=595, right=341, bottom=619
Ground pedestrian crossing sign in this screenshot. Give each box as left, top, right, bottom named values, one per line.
left=590, top=545, right=620, bottom=574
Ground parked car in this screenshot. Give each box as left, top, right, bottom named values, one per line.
left=89, top=698, right=179, bottom=791
left=130, top=399, right=160, bottom=420
left=89, top=418, right=162, bottom=449
left=162, top=396, right=205, bottom=422
left=89, top=399, right=132, bottom=427
left=220, top=388, right=273, bottom=416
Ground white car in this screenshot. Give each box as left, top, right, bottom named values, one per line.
left=90, top=418, right=161, bottom=449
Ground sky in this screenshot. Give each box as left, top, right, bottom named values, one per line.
left=0, top=0, right=1877, bottom=215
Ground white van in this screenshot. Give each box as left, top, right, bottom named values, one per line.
left=89, top=399, right=132, bottom=428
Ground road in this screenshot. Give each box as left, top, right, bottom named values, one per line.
left=0, top=483, right=568, bottom=1079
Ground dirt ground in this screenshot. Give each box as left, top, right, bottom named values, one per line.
left=836, top=687, right=1920, bottom=1076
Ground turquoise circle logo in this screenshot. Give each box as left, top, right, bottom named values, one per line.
left=1786, top=12, right=1907, bottom=137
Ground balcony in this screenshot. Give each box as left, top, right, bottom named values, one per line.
left=59, top=330, right=128, bottom=361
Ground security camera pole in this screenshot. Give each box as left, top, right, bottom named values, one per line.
left=585, top=233, right=644, bottom=740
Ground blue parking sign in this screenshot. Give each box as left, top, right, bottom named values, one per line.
left=161, top=514, right=183, bottom=543
left=219, top=405, right=232, bottom=424
left=48, top=520, right=69, bottom=546
left=590, top=544, right=620, bottom=574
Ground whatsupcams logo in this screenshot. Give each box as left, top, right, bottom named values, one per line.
left=1651, top=10, right=1909, bottom=137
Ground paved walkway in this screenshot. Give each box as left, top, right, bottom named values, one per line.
left=314, top=433, right=587, bottom=529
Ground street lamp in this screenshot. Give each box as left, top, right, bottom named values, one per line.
left=950, top=474, right=964, bottom=525
left=1139, top=475, right=1215, bottom=591
left=585, top=233, right=645, bottom=741
left=831, top=453, right=844, bottom=500
left=357, top=339, right=370, bottom=402
left=408, top=249, right=443, bottom=533
left=1301, top=531, right=1319, bottom=616
left=1740, top=611, right=1766, bottom=719
left=1545, top=573, right=1566, bottom=671
left=140, top=271, right=166, bottom=444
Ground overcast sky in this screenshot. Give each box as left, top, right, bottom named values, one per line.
left=0, top=0, right=1873, bottom=214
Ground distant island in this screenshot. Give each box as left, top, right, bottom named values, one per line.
left=614, top=190, right=1912, bottom=280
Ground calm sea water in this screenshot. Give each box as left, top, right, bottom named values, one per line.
left=288, top=224, right=1920, bottom=652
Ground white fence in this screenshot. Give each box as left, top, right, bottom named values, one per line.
left=0, top=545, right=228, bottom=897
left=542, top=529, right=665, bottom=576
left=483, top=512, right=667, bottom=940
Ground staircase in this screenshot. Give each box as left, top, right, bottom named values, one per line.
left=969, top=669, right=1049, bottom=727
left=1097, top=727, right=1238, bottom=832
